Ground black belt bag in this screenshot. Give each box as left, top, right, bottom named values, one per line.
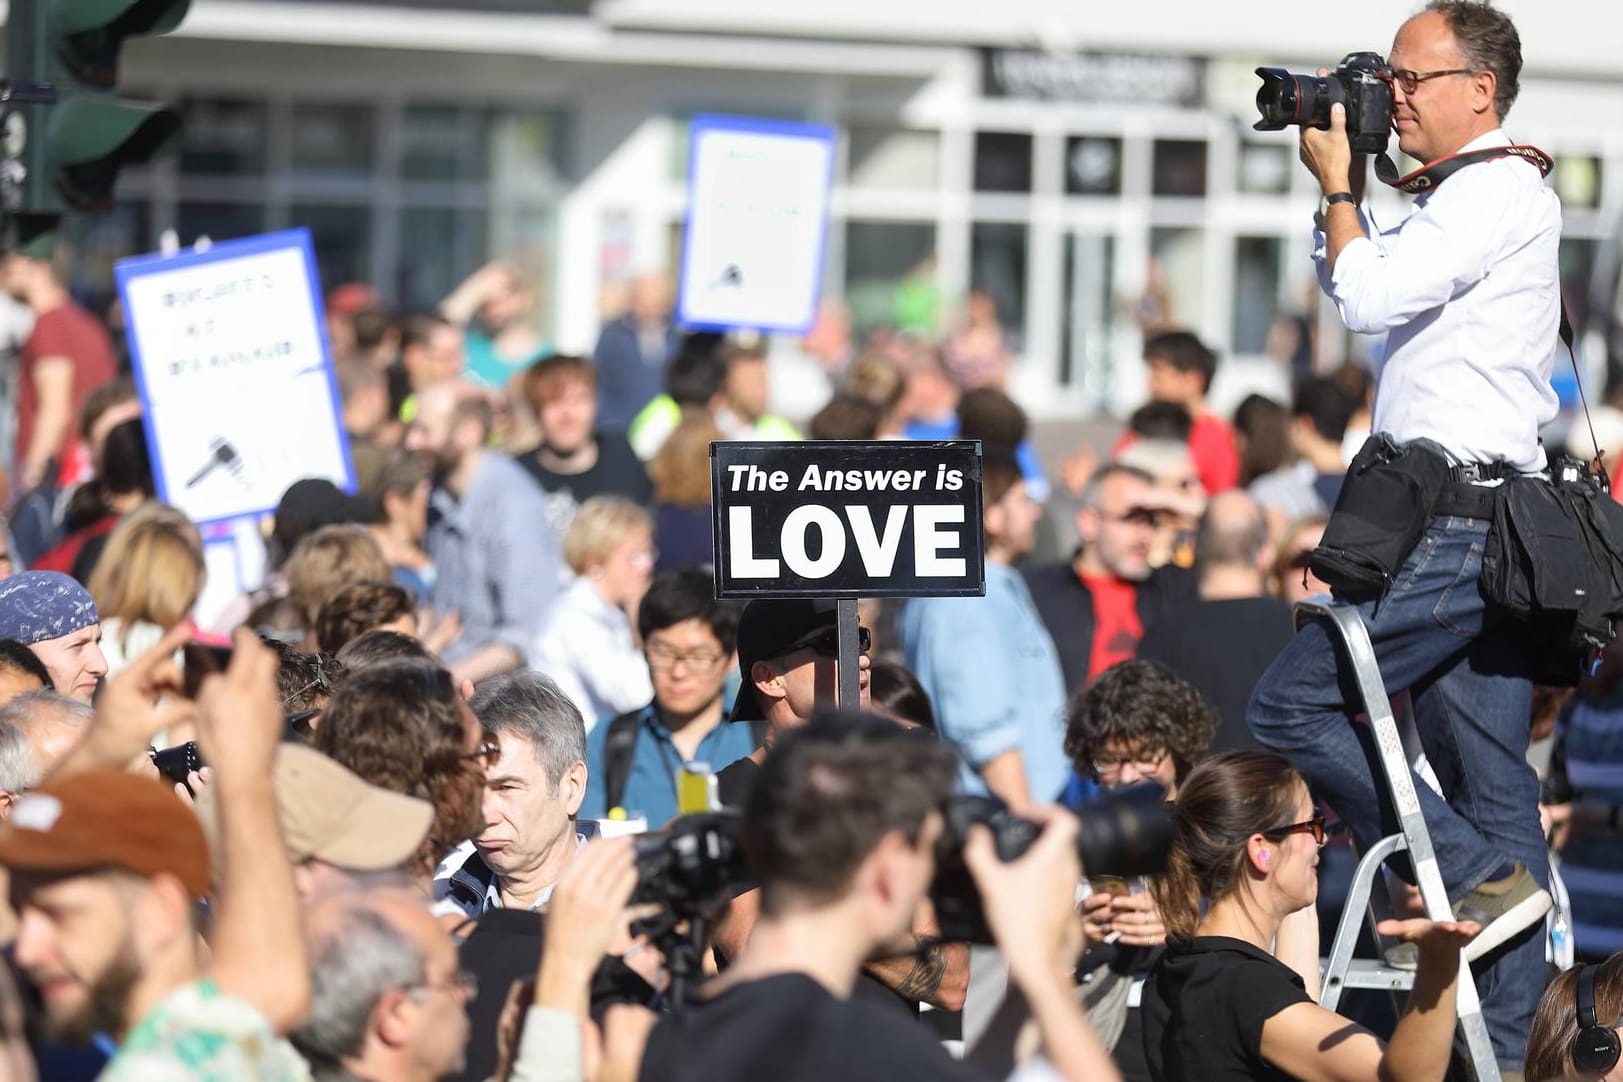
left=1480, top=457, right=1623, bottom=683
left=1310, top=434, right=1452, bottom=601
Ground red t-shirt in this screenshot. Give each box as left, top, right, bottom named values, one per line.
left=1111, top=410, right=1240, bottom=496
left=1082, top=573, right=1143, bottom=682
left=15, top=302, right=118, bottom=483
left=1187, top=413, right=1240, bottom=495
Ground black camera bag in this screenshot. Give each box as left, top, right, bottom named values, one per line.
left=1310, top=434, right=1451, bottom=601
left=1481, top=461, right=1623, bottom=683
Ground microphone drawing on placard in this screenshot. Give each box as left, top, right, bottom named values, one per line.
left=186, top=438, right=246, bottom=489
left=710, top=264, right=743, bottom=289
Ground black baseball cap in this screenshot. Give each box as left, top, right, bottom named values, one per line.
left=730, top=598, right=840, bottom=723
left=274, top=478, right=382, bottom=551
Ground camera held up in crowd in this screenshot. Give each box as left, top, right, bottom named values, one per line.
left=631, top=809, right=749, bottom=922
left=1254, top=51, right=1395, bottom=155
left=929, top=784, right=1176, bottom=944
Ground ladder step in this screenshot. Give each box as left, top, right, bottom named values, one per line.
left=1321, top=958, right=1417, bottom=992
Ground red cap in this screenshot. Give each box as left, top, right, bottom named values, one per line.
left=0, top=770, right=210, bottom=897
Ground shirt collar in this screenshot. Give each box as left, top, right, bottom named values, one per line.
left=1456, top=128, right=1511, bottom=156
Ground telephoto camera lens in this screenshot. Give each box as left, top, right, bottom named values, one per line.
left=928, top=784, right=1175, bottom=944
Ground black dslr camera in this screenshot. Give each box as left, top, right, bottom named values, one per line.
left=627, top=810, right=750, bottom=1007
left=1254, top=52, right=1395, bottom=155
left=630, top=809, right=749, bottom=920
left=929, top=785, right=1175, bottom=944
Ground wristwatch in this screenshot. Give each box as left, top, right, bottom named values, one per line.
left=1322, top=191, right=1356, bottom=212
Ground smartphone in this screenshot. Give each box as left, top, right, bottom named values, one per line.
left=182, top=641, right=233, bottom=699
left=676, top=762, right=718, bottom=817
left=1087, top=875, right=1133, bottom=899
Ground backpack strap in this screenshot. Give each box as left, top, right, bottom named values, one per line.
left=602, top=709, right=644, bottom=812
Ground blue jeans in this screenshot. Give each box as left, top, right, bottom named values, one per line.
left=1249, top=514, right=1548, bottom=1069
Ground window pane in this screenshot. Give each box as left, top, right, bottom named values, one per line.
left=291, top=204, right=372, bottom=286
left=970, top=222, right=1027, bottom=347
left=1233, top=236, right=1284, bottom=355
left=1064, top=137, right=1121, bottom=196
left=180, top=98, right=268, bottom=176
left=1556, top=155, right=1602, bottom=210
left=395, top=208, right=459, bottom=309
left=177, top=202, right=267, bottom=247
left=490, top=111, right=567, bottom=193
left=291, top=104, right=375, bottom=182
left=844, top=221, right=936, bottom=336
left=1061, top=232, right=1115, bottom=389
left=974, top=132, right=1033, bottom=194
left=1149, top=228, right=1203, bottom=330
left=486, top=207, right=558, bottom=341
left=1238, top=143, right=1290, bottom=195
left=1152, top=139, right=1207, bottom=197
left=847, top=127, right=939, bottom=191
left=402, top=105, right=480, bottom=183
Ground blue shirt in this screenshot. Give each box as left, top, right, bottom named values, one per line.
left=426, top=453, right=562, bottom=664
left=899, top=563, right=1069, bottom=802
left=580, top=703, right=757, bottom=826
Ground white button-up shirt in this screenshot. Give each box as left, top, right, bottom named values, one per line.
left=1316, top=129, right=1562, bottom=473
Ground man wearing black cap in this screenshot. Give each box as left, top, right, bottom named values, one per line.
left=714, top=597, right=872, bottom=809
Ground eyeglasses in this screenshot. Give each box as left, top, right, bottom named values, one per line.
left=462, top=736, right=500, bottom=770
left=788, top=626, right=872, bottom=659
left=407, top=970, right=478, bottom=1003
left=1091, top=749, right=1170, bottom=780
left=1265, top=813, right=1328, bottom=847
left=646, top=646, right=728, bottom=672
left=1099, top=508, right=1165, bottom=528
left=1381, top=68, right=1476, bottom=94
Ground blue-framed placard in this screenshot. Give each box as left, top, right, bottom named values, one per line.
left=675, top=114, right=836, bottom=334
left=115, top=228, right=356, bottom=527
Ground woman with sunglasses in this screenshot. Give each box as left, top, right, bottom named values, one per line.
left=1142, top=750, right=1481, bottom=1082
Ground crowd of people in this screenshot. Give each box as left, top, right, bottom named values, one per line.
left=0, top=2, right=1614, bottom=1081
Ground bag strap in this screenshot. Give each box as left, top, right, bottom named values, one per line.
left=602, top=709, right=643, bottom=812
left=1558, top=301, right=1610, bottom=490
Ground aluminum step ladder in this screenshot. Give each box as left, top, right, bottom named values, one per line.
left=1297, top=599, right=1501, bottom=1082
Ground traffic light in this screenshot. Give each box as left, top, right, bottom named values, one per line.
left=3, top=0, right=189, bottom=252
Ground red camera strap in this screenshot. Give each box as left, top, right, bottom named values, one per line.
left=1375, top=144, right=1552, bottom=194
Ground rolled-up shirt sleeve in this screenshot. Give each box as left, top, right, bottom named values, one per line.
left=1326, top=169, right=1515, bottom=334
left=906, top=597, right=1022, bottom=768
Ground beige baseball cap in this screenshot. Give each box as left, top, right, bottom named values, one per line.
left=196, top=744, right=433, bottom=872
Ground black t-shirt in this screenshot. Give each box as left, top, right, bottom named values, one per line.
left=639, top=973, right=982, bottom=1082
left=715, top=754, right=760, bottom=811
left=1140, top=936, right=1312, bottom=1082
left=1136, top=597, right=1294, bottom=753
left=516, top=434, right=653, bottom=534
left=711, top=754, right=919, bottom=1020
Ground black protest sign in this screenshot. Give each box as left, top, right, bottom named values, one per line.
left=711, top=441, right=985, bottom=599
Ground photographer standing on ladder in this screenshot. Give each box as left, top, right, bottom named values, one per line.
left=1249, top=2, right=1559, bottom=1075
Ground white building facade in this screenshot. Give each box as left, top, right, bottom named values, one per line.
left=43, top=0, right=1623, bottom=416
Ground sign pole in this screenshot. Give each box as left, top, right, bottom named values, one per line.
left=835, top=597, right=861, bottom=710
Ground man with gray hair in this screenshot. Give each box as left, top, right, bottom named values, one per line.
left=293, top=888, right=472, bottom=1082
left=0, top=688, right=92, bottom=780
left=1139, top=489, right=1293, bottom=750
left=0, top=722, right=34, bottom=818
left=434, top=669, right=593, bottom=917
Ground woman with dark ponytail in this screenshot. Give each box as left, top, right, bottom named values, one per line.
left=1142, top=751, right=1481, bottom=1082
